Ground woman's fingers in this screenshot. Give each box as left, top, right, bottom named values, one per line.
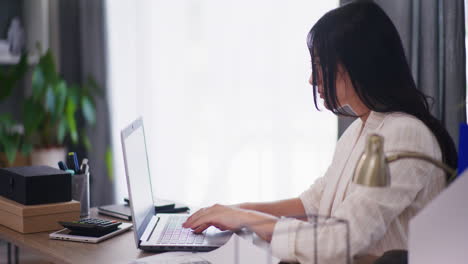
left=183, top=207, right=209, bottom=228
left=183, top=204, right=223, bottom=228
left=189, top=212, right=218, bottom=230
left=192, top=223, right=210, bottom=234
left=183, top=204, right=244, bottom=233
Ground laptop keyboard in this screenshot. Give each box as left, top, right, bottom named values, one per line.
left=157, top=216, right=206, bottom=245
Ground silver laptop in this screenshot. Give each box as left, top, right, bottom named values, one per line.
left=121, top=117, right=231, bottom=252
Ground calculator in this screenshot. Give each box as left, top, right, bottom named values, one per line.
left=59, top=218, right=122, bottom=237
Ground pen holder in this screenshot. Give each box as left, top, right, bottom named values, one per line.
left=72, top=172, right=90, bottom=217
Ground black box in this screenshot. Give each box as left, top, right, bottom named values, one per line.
left=0, top=166, right=71, bottom=205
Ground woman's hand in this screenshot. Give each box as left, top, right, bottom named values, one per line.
left=182, top=204, right=248, bottom=233
left=182, top=204, right=279, bottom=241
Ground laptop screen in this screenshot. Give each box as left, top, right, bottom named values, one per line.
left=121, top=118, right=155, bottom=244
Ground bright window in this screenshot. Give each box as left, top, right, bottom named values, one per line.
left=106, top=0, right=338, bottom=207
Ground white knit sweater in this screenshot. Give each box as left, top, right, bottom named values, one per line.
left=270, top=111, right=445, bottom=263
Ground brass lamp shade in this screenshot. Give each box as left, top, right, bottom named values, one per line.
left=353, top=134, right=391, bottom=187
left=353, top=133, right=457, bottom=187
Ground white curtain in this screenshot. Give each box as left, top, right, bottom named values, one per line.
left=106, top=0, right=338, bottom=207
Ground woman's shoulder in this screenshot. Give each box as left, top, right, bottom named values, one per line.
left=381, top=112, right=431, bottom=133
left=337, top=111, right=438, bottom=150
left=379, top=112, right=440, bottom=155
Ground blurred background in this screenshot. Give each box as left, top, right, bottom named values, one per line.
left=0, top=0, right=338, bottom=209
left=0, top=0, right=465, bottom=210
left=107, top=0, right=337, bottom=207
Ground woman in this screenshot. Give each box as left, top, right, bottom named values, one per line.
left=183, top=2, right=457, bottom=262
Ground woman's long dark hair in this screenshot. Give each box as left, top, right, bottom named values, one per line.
left=308, top=1, right=457, bottom=181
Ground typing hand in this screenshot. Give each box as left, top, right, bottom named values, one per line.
left=182, top=204, right=247, bottom=233
left=182, top=204, right=278, bottom=242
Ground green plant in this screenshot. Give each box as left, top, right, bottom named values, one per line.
left=0, top=114, right=30, bottom=165
left=0, top=54, right=28, bottom=101
left=0, top=54, right=28, bottom=165
left=22, top=49, right=99, bottom=150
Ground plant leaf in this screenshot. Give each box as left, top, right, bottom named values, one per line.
left=52, top=81, right=67, bottom=122
left=0, top=114, right=14, bottom=127
left=0, top=72, right=12, bottom=101
left=11, top=53, right=28, bottom=81
left=31, top=67, right=45, bottom=100
left=0, top=53, right=28, bottom=101
left=23, top=98, right=44, bottom=136
left=81, top=96, right=96, bottom=125
left=56, top=81, right=67, bottom=109
left=83, top=134, right=91, bottom=152
left=3, top=135, right=18, bottom=165
left=105, top=147, right=114, bottom=182
left=21, top=142, right=33, bottom=155
left=57, top=118, right=68, bottom=144
left=41, top=50, right=58, bottom=84
left=0, top=115, right=22, bottom=164
left=67, top=84, right=79, bottom=106
left=66, top=98, right=78, bottom=144
left=45, top=85, right=55, bottom=113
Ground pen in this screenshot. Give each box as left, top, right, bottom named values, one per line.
left=67, top=152, right=80, bottom=173
left=58, top=161, right=68, bottom=171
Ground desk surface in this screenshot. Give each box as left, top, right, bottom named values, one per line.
left=0, top=208, right=378, bottom=264
left=0, top=208, right=153, bottom=264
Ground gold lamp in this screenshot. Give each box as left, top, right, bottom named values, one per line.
left=353, top=134, right=457, bottom=187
